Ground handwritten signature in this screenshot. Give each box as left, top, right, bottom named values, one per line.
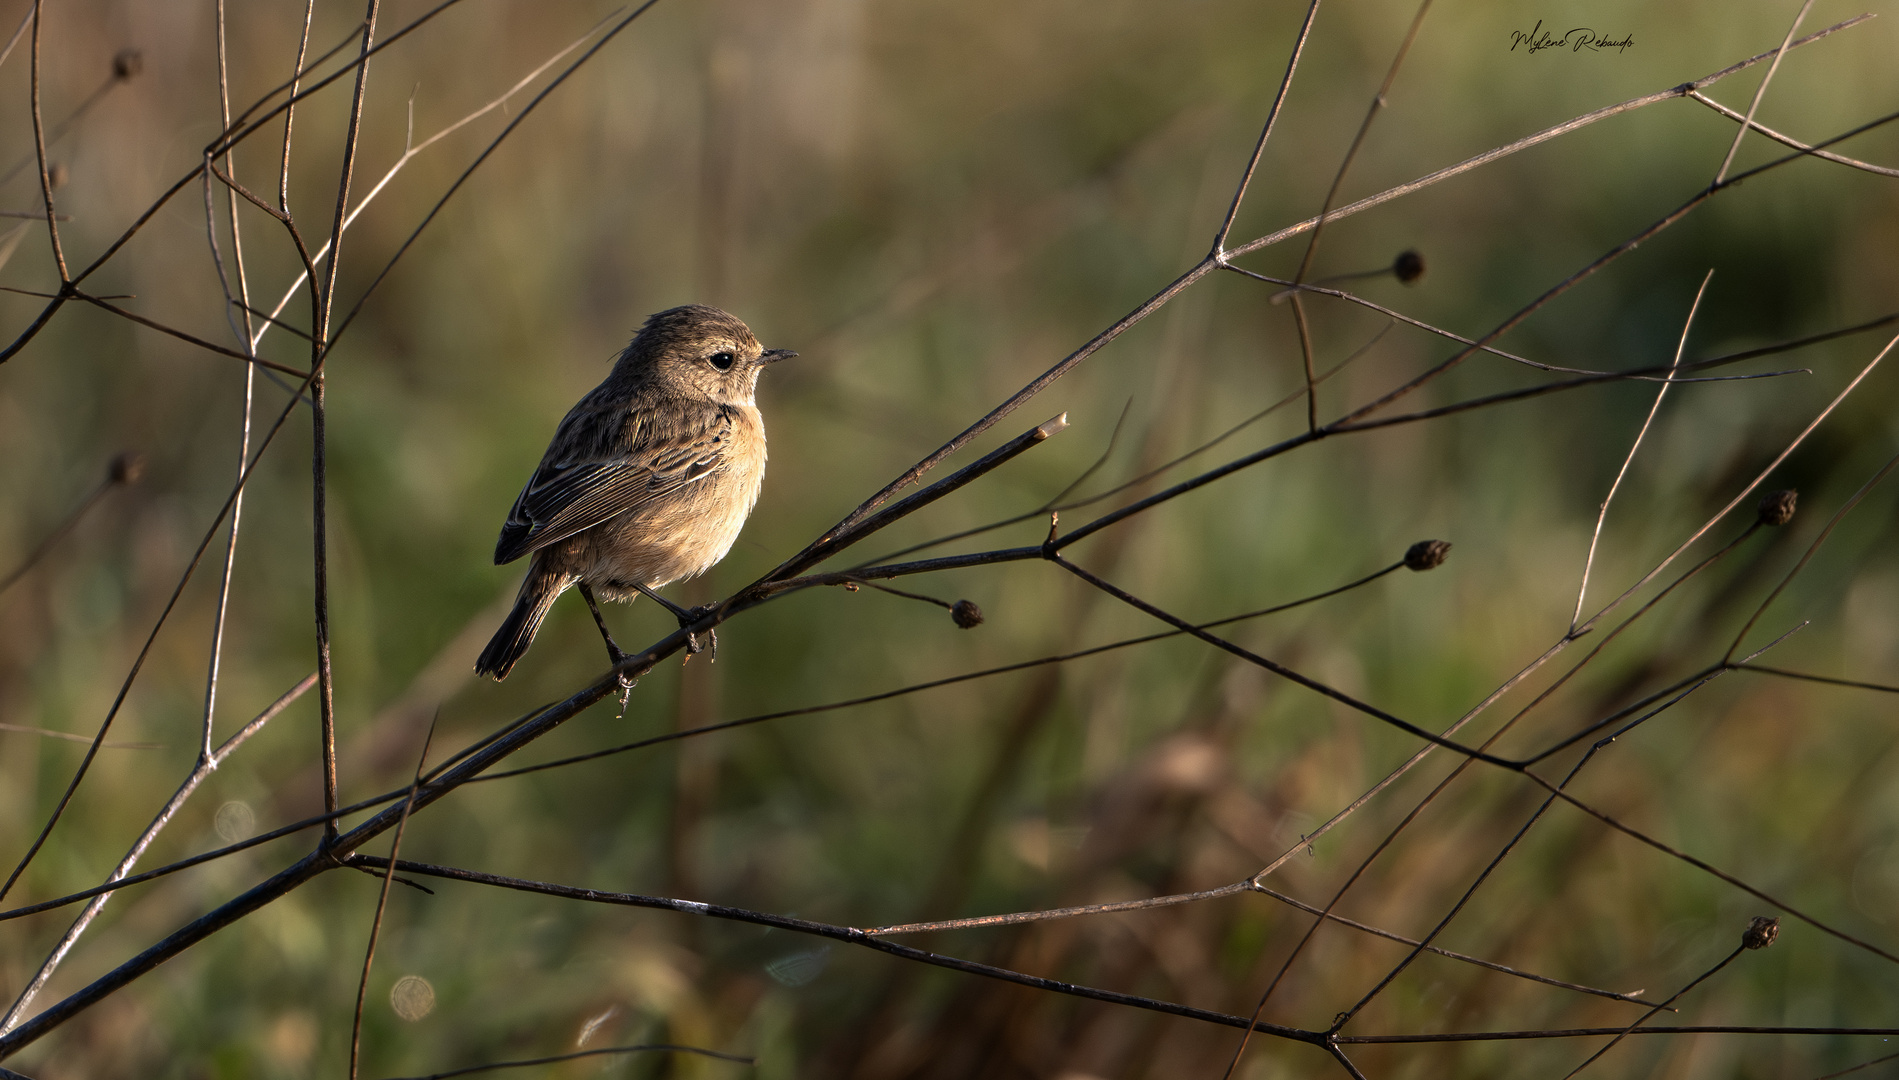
left=1509, top=20, right=1633, bottom=54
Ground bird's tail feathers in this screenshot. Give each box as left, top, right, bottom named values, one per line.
left=475, top=569, right=571, bottom=680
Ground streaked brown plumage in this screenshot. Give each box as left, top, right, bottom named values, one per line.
left=475, top=305, right=792, bottom=680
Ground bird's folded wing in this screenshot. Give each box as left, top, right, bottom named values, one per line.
left=493, top=414, right=729, bottom=564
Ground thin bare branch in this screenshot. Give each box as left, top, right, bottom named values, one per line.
left=1734, top=665, right=1899, bottom=694
left=1335, top=1024, right=1899, bottom=1044
left=0, top=674, right=314, bottom=1032
left=1210, top=0, right=1323, bottom=253
left=281, top=0, right=315, bottom=210
left=0, top=7, right=31, bottom=74
left=752, top=414, right=1067, bottom=594
left=345, top=858, right=1330, bottom=1049
left=0, top=322, right=333, bottom=906
left=202, top=0, right=259, bottom=767
left=1223, top=14, right=1874, bottom=263
left=1725, top=448, right=1899, bottom=663
left=1531, top=775, right=1899, bottom=965
left=41, top=0, right=473, bottom=302
left=73, top=292, right=309, bottom=377
left=252, top=12, right=620, bottom=354
left=1224, top=265, right=1777, bottom=383
left=26, top=1, right=65, bottom=282
left=349, top=719, right=435, bottom=1079
left=0, top=724, right=157, bottom=749
left=864, top=324, right=1388, bottom=568
left=1576, top=331, right=1896, bottom=637
left=1561, top=942, right=1748, bottom=1079
left=323, top=2, right=665, bottom=351
left=1572, top=272, right=1710, bottom=629
left=1690, top=89, right=1899, bottom=176
left=0, top=456, right=139, bottom=598
left=1051, top=555, right=1511, bottom=766
left=0, top=776, right=392, bottom=925
left=373, top=1044, right=754, bottom=1080
left=1714, top=0, right=1815, bottom=184
left=866, top=883, right=1255, bottom=935
left=476, top=559, right=1407, bottom=784
left=312, top=0, right=386, bottom=847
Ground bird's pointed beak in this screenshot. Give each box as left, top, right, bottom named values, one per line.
left=759, top=348, right=798, bottom=364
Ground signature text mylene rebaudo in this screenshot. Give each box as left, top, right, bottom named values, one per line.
left=1510, top=21, right=1634, bottom=54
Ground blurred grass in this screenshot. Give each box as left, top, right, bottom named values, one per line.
left=0, top=0, right=1896, bottom=1077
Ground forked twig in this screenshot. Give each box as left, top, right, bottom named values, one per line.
left=1209, top=0, right=1322, bottom=254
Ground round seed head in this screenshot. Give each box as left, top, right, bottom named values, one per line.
left=1742, top=915, right=1780, bottom=950
left=1757, top=489, right=1797, bottom=527
left=1404, top=539, right=1452, bottom=572
left=1393, top=249, right=1426, bottom=284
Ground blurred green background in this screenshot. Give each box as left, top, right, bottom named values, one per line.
left=0, top=0, right=1895, bottom=1076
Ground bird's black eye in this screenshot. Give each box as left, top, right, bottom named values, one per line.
left=708, top=351, right=735, bottom=371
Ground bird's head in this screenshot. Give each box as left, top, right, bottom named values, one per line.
left=619, top=304, right=795, bottom=406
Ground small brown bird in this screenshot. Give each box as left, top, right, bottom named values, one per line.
left=475, top=305, right=793, bottom=680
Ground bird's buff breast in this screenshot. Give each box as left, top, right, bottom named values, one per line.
left=566, top=406, right=766, bottom=598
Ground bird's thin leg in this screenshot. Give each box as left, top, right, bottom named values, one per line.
left=633, top=582, right=716, bottom=660
left=578, top=584, right=636, bottom=693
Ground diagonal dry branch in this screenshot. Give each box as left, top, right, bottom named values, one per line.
left=1688, top=90, right=1899, bottom=177
left=1570, top=273, right=1710, bottom=629
left=0, top=675, right=314, bottom=1032
left=342, top=858, right=1335, bottom=1051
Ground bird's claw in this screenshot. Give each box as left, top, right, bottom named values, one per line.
left=605, top=643, right=637, bottom=693
left=678, top=606, right=717, bottom=663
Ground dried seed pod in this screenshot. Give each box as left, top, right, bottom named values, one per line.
left=1742, top=915, right=1779, bottom=950
left=108, top=452, right=145, bottom=487
left=1404, top=539, right=1451, bottom=572
left=1392, top=249, right=1426, bottom=284
left=113, top=49, right=143, bottom=81
left=951, top=600, right=984, bottom=629
left=1757, top=489, right=1797, bottom=527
